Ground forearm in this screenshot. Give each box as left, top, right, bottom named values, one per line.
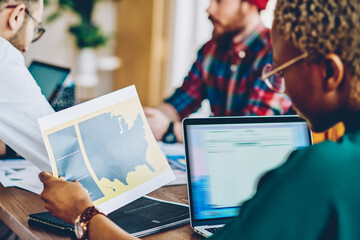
left=88, top=214, right=140, bottom=240
left=174, top=121, right=184, bottom=143
left=158, top=103, right=183, bottom=142
left=157, top=103, right=180, bottom=122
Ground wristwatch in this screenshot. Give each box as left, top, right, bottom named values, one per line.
left=74, top=206, right=106, bottom=240
left=162, top=122, right=177, bottom=144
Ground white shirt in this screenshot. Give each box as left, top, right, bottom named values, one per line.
left=0, top=37, right=54, bottom=171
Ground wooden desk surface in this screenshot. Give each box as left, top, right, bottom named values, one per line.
left=0, top=184, right=202, bottom=240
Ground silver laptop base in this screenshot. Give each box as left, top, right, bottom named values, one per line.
left=194, top=224, right=224, bottom=238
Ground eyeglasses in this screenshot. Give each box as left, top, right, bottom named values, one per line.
left=261, top=52, right=308, bottom=93
left=6, top=5, right=46, bottom=43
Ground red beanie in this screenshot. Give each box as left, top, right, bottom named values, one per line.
left=247, top=0, right=269, bottom=10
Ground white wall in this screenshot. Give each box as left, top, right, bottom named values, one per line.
left=261, top=0, right=277, bottom=28
left=169, top=0, right=212, bottom=89
left=24, top=1, right=119, bottom=98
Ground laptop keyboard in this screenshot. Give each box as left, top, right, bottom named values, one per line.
left=205, top=227, right=221, bottom=234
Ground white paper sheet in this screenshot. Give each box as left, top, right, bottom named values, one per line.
left=0, top=159, right=43, bottom=194
left=38, top=85, right=175, bottom=214
left=158, top=142, right=187, bottom=186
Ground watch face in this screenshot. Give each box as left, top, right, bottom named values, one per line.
left=165, top=133, right=176, bottom=143
left=75, top=220, right=84, bottom=239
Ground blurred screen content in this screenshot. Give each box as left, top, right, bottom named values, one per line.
left=187, top=122, right=310, bottom=220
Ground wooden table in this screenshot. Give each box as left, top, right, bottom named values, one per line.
left=0, top=184, right=202, bottom=240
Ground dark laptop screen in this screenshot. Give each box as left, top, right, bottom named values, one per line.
left=184, top=116, right=312, bottom=223
left=28, top=61, right=70, bottom=103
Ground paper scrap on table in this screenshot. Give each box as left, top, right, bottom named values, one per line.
left=0, top=159, right=43, bottom=194
left=158, top=142, right=187, bottom=186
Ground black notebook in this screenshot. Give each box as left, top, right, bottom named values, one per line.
left=28, top=196, right=190, bottom=237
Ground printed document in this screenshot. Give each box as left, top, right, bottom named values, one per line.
left=38, top=85, right=175, bottom=214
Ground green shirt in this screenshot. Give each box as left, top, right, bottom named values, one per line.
left=211, top=128, right=360, bottom=240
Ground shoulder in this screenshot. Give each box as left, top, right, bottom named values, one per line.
left=246, top=26, right=273, bottom=68
left=253, top=137, right=359, bottom=200
left=251, top=139, right=358, bottom=218
left=260, top=27, right=271, bottom=43
left=274, top=138, right=359, bottom=190
left=0, top=59, right=31, bottom=87
left=0, top=37, right=24, bottom=65
left=196, top=39, right=217, bottom=57
left=292, top=137, right=357, bottom=167
left=0, top=38, right=28, bottom=85
left=257, top=26, right=271, bottom=46
left=213, top=134, right=360, bottom=239
left=0, top=40, right=45, bottom=102
left=249, top=26, right=271, bottom=51
left=0, top=38, right=31, bottom=82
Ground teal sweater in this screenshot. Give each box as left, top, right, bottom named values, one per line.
left=211, top=128, right=360, bottom=240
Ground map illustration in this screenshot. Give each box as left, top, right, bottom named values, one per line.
left=79, top=112, right=155, bottom=184
left=39, top=86, right=175, bottom=213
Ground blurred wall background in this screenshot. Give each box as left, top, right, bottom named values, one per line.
left=24, top=0, right=276, bottom=106
left=24, top=0, right=119, bottom=99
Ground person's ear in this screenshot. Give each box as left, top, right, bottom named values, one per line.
left=241, top=1, right=257, bottom=13
left=7, top=4, right=26, bottom=32
left=323, top=53, right=344, bottom=91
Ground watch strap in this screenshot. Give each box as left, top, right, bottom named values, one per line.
left=162, top=122, right=177, bottom=144
left=76, top=206, right=106, bottom=240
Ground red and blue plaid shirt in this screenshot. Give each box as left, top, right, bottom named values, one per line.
left=165, top=23, right=292, bottom=118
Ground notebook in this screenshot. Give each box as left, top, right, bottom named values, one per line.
left=28, top=61, right=71, bottom=106
left=183, top=115, right=312, bottom=237
left=28, top=196, right=190, bottom=237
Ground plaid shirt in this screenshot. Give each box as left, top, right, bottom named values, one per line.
left=165, top=23, right=292, bottom=119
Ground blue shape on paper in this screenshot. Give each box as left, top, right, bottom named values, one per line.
left=78, top=112, right=154, bottom=185
left=47, top=126, right=105, bottom=201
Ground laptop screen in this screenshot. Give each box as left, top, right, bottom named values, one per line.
left=184, top=116, right=312, bottom=224
left=28, top=61, right=71, bottom=104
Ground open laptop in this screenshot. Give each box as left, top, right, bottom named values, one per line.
left=28, top=61, right=71, bottom=106
left=183, top=115, right=312, bottom=237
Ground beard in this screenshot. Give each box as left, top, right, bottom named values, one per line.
left=9, top=22, right=28, bottom=52
left=208, top=16, right=245, bottom=52
left=213, top=28, right=244, bottom=53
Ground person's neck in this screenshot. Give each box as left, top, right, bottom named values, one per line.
left=0, top=28, right=12, bottom=42
left=343, top=111, right=360, bottom=133
left=0, top=34, right=10, bottom=43
left=340, top=76, right=360, bottom=133
left=232, top=13, right=261, bottom=44
left=0, top=13, right=10, bottom=40
left=0, top=28, right=7, bottom=40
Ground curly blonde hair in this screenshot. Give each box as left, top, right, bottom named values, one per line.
left=274, top=0, right=360, bottom=107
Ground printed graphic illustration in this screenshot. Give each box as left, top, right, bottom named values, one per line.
left=39, top=86, right=174, bottom=213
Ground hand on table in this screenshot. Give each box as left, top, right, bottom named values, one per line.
left=39, top=172, right=93, bottom=224
left=144, top=107, right=170, bottom=140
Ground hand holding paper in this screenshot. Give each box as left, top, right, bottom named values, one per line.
left=39, top=171, right=93, bottom=223
left=38, top=85, right=175, bottom=214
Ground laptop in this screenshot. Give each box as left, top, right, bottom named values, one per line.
left=28, top=61, right=71, bottom=106
left=183, top=115, right=312, bottom=237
